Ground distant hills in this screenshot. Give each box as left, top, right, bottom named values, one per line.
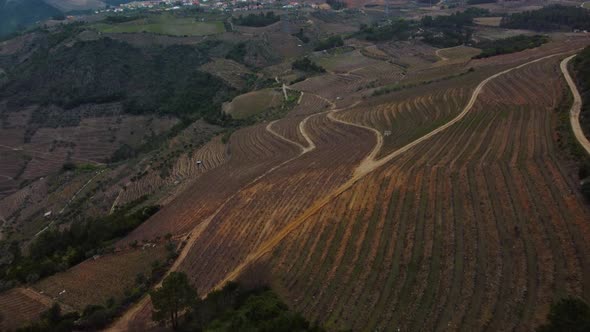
left=0, top=0, right=121, bottom=37
left=0, top=0, right=62, bottom=37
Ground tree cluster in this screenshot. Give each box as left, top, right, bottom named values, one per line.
left=0, top=202, right=159, bottom=286
left=326, top=0, right=347, bottom=10
left=501, top=5, right=590, bottom=31
left=1, top=37, right=234, bottom=123
left=538, top=297, right=590, bottom=332
left=473, top=35, right=549, bottom=58
left=313, top=35, right=344, bottom=51
left=150, top=274, right=325, bottom=332
left=420, top=8, right=488, bottom=47
left=292, top=57, right=326, bottom=73
left=232, top=12, right=280, bottom=27
left=358, top=20, right=414, bottom=42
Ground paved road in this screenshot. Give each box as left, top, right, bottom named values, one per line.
left=561, top=55, right=590, bottom=156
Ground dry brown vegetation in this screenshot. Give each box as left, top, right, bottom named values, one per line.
left=268, top=53, right=590, bottom=331
left=109, top=36, right=590, bottom=331
left=0, top=288, right=52, bottom=330
left=2, top=8, right=590, bottom=330
left=33, top=246, right=167, bottom=311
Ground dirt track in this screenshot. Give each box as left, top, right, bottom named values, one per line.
left=107, top=114, right=323, bottom=331
left=108, top=50, right=578, bottom=331
left=561, top=55, right=590, bottom=156
left=211, top=50, right=577, bottom=291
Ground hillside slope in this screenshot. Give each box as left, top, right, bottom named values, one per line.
left=111, top=38, right=590, bottom=331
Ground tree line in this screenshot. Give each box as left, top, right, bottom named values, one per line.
left=232, top=12, right=280, bottom=27
left=473, top=35, right=549, bottom=59
left=501, top=5, right=590, bottom=31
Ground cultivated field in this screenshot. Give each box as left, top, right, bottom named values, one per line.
left=291, top=74, right=370, bottom=103
left=0, top=288, right=52, bottom=330
left=339, top=86, right=472, bottom=158
left=436, top=45, right=482, bottom=62
left=223, top=89, right=283, bottom=119
left=2, top=7, right=590, bottom=330
left=115, top=135, right=228, bottom=208
left=92, top=15, right=225, bottom=36
left=111, top=38, right=590, bottom=331
left=33, top=246, right=168, bottom=310
left=289, top=93, right=332, bottom=117
left=120, top=123, right=302, bottom=244
left=313, top=49, right=382, bottom=73
left=268, top=54, right=590, bottom=331
left=474, top=17, right=503, bottom=27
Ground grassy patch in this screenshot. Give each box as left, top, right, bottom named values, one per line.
left=223, top=89, right=283, bottom=120
left=437, top=46, right=481, bottom=61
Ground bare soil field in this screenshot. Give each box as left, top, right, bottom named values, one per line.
left=267, top=54, right=590, bottom=332
left=3, top=11, right=590, bottom=331
left=116, top=135, right=228, bottom=208
left=105, top=38, right=590, bottom=331
left=269, top=116, right=310, bottom=148
left=119, top=123, right=302, bottom=244
left=378, top=41, right=439, bottom=69
left=289, top=93, right=332, bottom=117
left=474, top=16, right=503, bottom=27
left=33, top=246, right=168, bottom=311
left=0, top=105, right=178, bottom=183
left=114, top=108, right=378, bottom=331
left=0, top=288, right=52, bottom=330
left=339, top=86, right=472, bottom=158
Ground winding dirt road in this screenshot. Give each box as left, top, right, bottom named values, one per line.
left=560, top=55, right=590, bottom=156
left=266, top=120, right=310, bottom=152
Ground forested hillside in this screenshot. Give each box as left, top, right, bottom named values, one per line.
left=2, top=35, right=235, bottom=122
left=501, top=5, right=590, bottom=31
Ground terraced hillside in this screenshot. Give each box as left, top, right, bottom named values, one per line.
left=267, top=55, right=590, bottom=331
left=0, top=288, right=53, bottom=331
left=2, top=7, right=590, bottom=330
left=106, top=37, right=590, bottom=331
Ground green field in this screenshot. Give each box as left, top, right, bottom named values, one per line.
left=92, top=14, right=225, bottom=36
left=223, top=89, right=283, bottom=119
left=583, top=2, right=590, bottom=9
